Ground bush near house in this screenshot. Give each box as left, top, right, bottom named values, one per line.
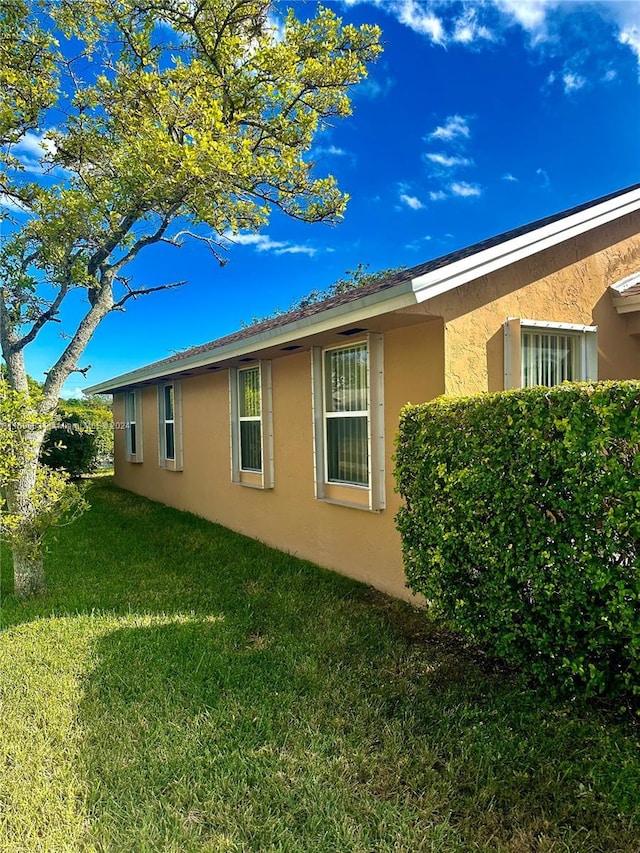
left=395, top=381, right=640, bottom=705
left=42, top=398, right=113, bottom=478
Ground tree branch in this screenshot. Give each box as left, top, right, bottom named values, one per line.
left=40, top=273, right=116, bottom=410
left=171, top=230, right=228, bottom=264
left=86, top=210, right=141, bottom=277
left=108, top=204, right=183, bottom=275
left=11, top=281, right=70, bottom=353
left=112, top=279, right=185, bottom=310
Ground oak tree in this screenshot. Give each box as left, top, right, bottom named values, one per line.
left=0, top=0, right=381, bottom=595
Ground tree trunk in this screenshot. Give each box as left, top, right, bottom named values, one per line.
left=5, top=427, right=48, bottom=598
left=11, top=547, right=46, bottom=597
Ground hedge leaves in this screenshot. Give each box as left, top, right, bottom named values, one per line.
left=395, top=382, right=640, bottom=704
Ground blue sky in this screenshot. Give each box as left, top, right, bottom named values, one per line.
left=5, top=0, right=640, bottom=396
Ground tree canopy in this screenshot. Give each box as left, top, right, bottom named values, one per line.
left=0, top=0, right=381, bottom=596
left=1, top=0, right=381, bottom=400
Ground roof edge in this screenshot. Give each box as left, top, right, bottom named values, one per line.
left=412, top=184, right=640, bottom=302
left=85, top=183, right=640, bottom=395
left=84, top=281, right=417, bottom=393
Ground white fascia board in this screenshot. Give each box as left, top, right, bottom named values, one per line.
left=84, top=282, right=417, bottom=393
left=609, top=270, right=640, bottom=294
left=612, top=295, right=640, bottom=314
left=411, top=188, right=640, bottom=303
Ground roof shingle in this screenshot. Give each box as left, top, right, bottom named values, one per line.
left=140, top=182, right=640, bottom=374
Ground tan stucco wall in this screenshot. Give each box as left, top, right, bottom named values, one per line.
left=112, top=212, right=640, bottom=600
left=425, top=212, right=640, bottom=395
left=113, top=319, right=445, bottom=600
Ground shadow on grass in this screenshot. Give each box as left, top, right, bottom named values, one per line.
left=76, top=612, right=640, bottom=853
left=2, top=479, right=639, bottom=851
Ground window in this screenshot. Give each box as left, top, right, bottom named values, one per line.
left=229, top=361, right=273, bottom=488
left=158, top=381, right=183, bottom=470
left=238, top=366, right=262, bottom=471
left=124, top=388, right=143, bottom=462
left=324, top=344, right=369, bottom=485
left=311, top=334, right=385, bottom=510
left=504, top=318, right=597, bottom=389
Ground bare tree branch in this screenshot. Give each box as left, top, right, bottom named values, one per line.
left=171, top=230, right=229, bottom=264
left=112, top=279, right=186, bottom=310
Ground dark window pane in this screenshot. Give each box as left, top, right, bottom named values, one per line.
left=164, top=385, right=174, bottom=420
left=326, top=416, right=368, bottom=485
left=165, top=422, right=175, bottom=460
left=130, top=422, right=136, bottom=455
left=240, top=421, right=262, bottom=472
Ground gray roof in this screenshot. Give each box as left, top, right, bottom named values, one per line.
left=137, top=182, right=640, bottom=374
left=85, top=181, right=640, bottom=393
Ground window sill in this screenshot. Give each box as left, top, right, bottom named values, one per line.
left=319, top=496, right=381, bottom=513
left=232, top=480, right=273, bottom=491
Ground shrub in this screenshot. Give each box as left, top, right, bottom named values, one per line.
left=395, top=382, right=640, bottom=704
left=42, top=399, right=112, bottom=478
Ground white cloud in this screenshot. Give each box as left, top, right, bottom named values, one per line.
left=224, top=232, right=286, bottom=251
left=494, top=0, right=557, bottom=42
left=425, top=152, right=472, bottom=168
left=502, top=173, right=519, bottom=182
left=0, top=193, right=28, bottom=212
left=352, top=0, right=640, bottom=73
left=563, top=71, right=586, bottom=93
left=223, top=231, right=316, bottom=256
left=266, top=12, right=286, bottom=44
left=536, top=168, right=551, bottom=188
left=619, top=25, right=640, bottom=65
left=275, top=245, right=317, bottom=256
left=405, top=234, right=433, bottom=250
left=603, top=68, right=617, bottom=82
left=452, top=8, right=495, bottom=44
left=396, top=0, right=446, bottom=44
left=400, top=193, right=425, bottom=210
left=7, top=130, right=57, bottom=174
left=450, top=181, right=482, bottom=198
left=312, top=145, right=348, bottom=158
left=429, top=190, right=448, bottom=201
left=427, top=115, right=470, bottom=142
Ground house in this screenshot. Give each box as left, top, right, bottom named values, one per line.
left=86, top=184, right=640, bottom=601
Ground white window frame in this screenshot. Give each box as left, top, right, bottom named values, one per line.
left=124, top=388, right=143, bottom=463
left=504, top=318, right=598, bottom=390
left=157, top=380, right=183, bottom=471
left=229, top=361, right=274, bottom=489
left=311, top=334, right=385, bottom=511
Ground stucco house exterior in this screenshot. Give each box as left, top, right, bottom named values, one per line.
left=87, top=183, right=640, bottom=600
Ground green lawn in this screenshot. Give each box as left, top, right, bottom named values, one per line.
left=0, top=478, right=638, bottom=853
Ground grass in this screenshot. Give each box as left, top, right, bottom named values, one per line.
left=0, top=478, right=638, bottom=853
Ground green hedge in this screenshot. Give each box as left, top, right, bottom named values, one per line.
left=42, top=400, right=113, bottom=478
left=395, top=382, right=640, bottom=703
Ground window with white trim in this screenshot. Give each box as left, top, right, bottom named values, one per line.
left=158, top=381, right=183, bottom=470
left=311, top=335, right=385, bottom=510
left=504, top=318, right=598, bottom=389
left=324, top=343, right=369, bottom=485
left=124, top=388, right=143, bottom=462
left=229, top=361, right=273, bottom=488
